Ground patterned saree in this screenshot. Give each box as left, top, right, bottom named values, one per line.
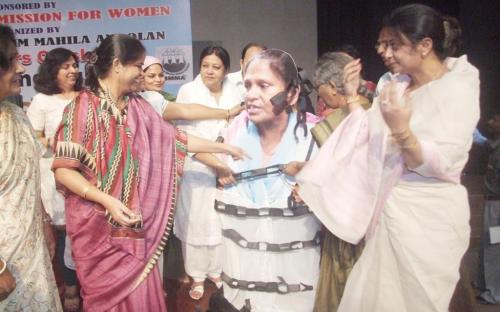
left=53, top=91, right=186, bottom=311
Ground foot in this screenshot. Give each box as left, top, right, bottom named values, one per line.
left=189, top=281, right=205, bottom=300
left=208, top=275, right=223, bottom=289
left=63, top=285, right=80, bottom=312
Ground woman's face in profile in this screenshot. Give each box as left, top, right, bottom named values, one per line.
left=0, top=51, right=25, bottom=100
left=117, top=55, right=145, bottom=94
left=56, top=56, right=79, bottom=91
left=244, top=59, right=289, bottom=124
left=143, top=63, right=165, bottom=92
left=376, top=27, right=420, bottom=75
left=200, top=54, right=226, bottom=91
left=316, top=83, right=345, bottom=110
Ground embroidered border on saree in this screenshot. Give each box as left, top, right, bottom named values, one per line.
left=132, top=129, right=187, bottom=289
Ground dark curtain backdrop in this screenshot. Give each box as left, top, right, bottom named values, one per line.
left=317, top=0, right=500, bottom=173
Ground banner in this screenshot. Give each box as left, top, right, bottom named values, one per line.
left=0, top=0, right=193, bottom=100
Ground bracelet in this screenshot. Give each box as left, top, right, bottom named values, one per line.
left=0, top=258, right=7, bottom=275
left=391, top=129, right=411, bottom=142
left=400, top=140, right=419, bottom=150
left=225, top=109, right=230, bottom=122
left=82, top=185, right=91, bottom=199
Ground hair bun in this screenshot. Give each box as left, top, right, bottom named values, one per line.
left=442, top=16, right=462, bottom=57
left=83, top=51, right=98, bottom=65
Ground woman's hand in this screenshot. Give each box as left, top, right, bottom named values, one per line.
left=283, top=161, right=306, bottom=176
left=102, top=196, right=141, bottom=227
left=343, top=59, right=362, bottom=98
left=0, top=265, right=16, bottom=301
left=229, top=102, right=245, bottom=118
left=291, top=184, right=304, bottom=203
left=223, top=144, right=250, bottom=161
left=215, top=162, right=236, bottom=187
left=379, top=81, right=412, bottom=134
left=214, top=161, right=233, bottom=178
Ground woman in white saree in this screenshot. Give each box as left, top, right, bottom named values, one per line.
left=0, top=24, right=61, bottom=311
left=297, top=4, right=479, bottom=311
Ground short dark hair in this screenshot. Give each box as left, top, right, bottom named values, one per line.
left=84, top=34, right=145, bottom=93
left=199, top=46, right=230, bottom=72
left=34, top=48, right=83, bottom=95
left=382, top=4, right=462, bottom=60
left=241, top=43, right=267, bottom=60
left=0, top=25, right=17, bottom=75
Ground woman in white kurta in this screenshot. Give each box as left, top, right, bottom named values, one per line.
left=0, top=24, right=62, bottom=311
left=174, top=46, right=242, bottom=299
left=27, top=47, right=82, bottom=311
left=297, top=4, right=479, bottom=312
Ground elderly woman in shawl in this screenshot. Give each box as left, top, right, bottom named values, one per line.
left=0, top=24, right=62, bottom=311
left=52, top=34, right=245, bottom=312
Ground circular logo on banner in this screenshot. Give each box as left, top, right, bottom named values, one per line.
left=161, top=47, right=190, bottom=75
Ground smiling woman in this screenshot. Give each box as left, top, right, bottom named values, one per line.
left=50, top=35, right=245, bottom=311
left=27, top=47, right=84, bottom=312
left=0, top=24, right=62, bottom=311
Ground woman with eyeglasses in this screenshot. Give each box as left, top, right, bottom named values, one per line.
left=297, top=4, right=479, bottom=311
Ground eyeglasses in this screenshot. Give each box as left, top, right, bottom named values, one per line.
left=374, top=40, right=401, bottom=53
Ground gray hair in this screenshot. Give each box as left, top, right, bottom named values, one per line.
left=313, top=52, right=353, bottom=94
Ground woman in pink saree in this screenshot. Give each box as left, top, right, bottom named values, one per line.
left=297, top=4, right=479, bottom=311
left=53, top=34, right=245, bottom=311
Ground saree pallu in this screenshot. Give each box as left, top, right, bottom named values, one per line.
left=311, top=98, right=371, bottom=312
left=53, top=91, right=186, bottom=311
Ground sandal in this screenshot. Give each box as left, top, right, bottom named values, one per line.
left=189, top=281, right=205, bottom=300
left=63, top=285, right=80, bottom=312
left=208, top=275, right=223, bottom=289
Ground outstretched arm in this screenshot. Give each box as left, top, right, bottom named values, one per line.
left=186, top=134, right=247, bottom=160
left=163, top=102, right=243, bottom=121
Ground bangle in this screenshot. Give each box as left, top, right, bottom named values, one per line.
left=0, top=258, right=7, bottom=275
left=400, top=140, right=419, bottom=150
left=225, top=109, right=230, bottom=122
left=391, top=129, right=411, bottom=142
left=82, top=185, right=91, bottom=199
